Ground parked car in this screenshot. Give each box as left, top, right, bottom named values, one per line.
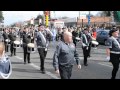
left=96, top=30, right=110, bottom=45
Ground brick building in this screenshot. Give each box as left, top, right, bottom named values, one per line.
left=77, top=16, right=112, bottom=27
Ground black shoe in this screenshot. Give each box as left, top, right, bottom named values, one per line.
left=14, top=54, right=16, bottom=56
left=24, top=62, right=26, bottom=64
left=88, top=55, right=91, bottom=58
left=28, top=62, right=31, bottom=63
left=41, top=70, right=46, bottom=74
left=84, top=64, right=88, bottom=66
left=11, top=54, right=13, bottom=57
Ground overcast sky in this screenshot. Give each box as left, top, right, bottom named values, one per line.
left=3, top=11, right=99, bottom=25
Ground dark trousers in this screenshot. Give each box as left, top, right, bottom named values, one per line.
left=88, top=42, right=92, bottom=57
left=110, top=53, right=120, bottom=79
left=4, top=42, right=9, bottom=52
left=38, top=48, right=47, bottom=71
left=59, top=65, right=73, bottom=79
left=73, top=39, right=77, bottom=47
left=23, top=45, right=30, bottom=63
left=31, top=38, right=34, bottom=43
left=10, top=42, right=16, bottom=56
left=82, top=46, right=89, bottom=65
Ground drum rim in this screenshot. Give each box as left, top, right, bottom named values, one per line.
left=27, top=43, right=35, bottom=48
left=92, top=41, right=99, bottom=44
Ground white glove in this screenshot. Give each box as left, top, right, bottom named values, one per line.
left=45, top=48, right=48, bottom=51
left=106, top=56, right=110, bottom=61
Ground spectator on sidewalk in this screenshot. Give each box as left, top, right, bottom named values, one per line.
left=0, top=42, right=12, bottom=79
left=53, top=31, right=81, bottom=79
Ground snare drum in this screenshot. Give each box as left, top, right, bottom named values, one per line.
left=13, top=40, right=21, bottom=48
left=27, top=43, right=36, bottom=53
left=91, top=41, right=99, bottom=45
left=5, top=39, right=10, bottom=45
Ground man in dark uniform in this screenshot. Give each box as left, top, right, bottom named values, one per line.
left=81, top=28, right=92, bottom=66
left=72, top=29, right=79, bottom=47
left=29, top=28, right=35, bottom=43
left=22, top=27, right=31, bottom=64
left=36, top=24, right=52, bottom=74
left=106, top=29, right=120, bottom=79
left=8, top=28, right=17, bottom=56
left=2, top=28, right=9, bottom=52
left=53, top=31, right=81, bottom=79
left=87, top=26, right=93, bottom=57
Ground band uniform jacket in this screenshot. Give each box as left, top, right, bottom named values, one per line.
left=22, top=32, right=31, bottom=46
left=36, top=30, right=52, bottom=48
left=2, top=32, right=9, bottom=41
left=81, top=33, right=92, bottom=47
left=8, top=32, right=17, bottom=43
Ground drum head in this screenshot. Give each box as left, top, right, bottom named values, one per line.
left=76, top=37, right=81, bottom=40
left=5, top=39, right=9, bottom=42
left=14, top=41, right=20, bottom=45
left=92, top=41, right=99, bottom=45
left=27, top=43, right=35, bottom=48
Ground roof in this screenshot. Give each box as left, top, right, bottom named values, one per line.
left=77, top=16, right=112, bottom=23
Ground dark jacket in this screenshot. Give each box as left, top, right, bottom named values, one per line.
left=81, top=33, right=92, bottom=47
left=22, top=32, right=31, bottom=46
left=8, top=32, right=16, bottom=42
left=2, top=32, right=9, bottom=40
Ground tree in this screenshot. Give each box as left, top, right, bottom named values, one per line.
left=0, top=11, right=4, bottom=23
left=36, top=14, right=44, bottom=20
left=35, top=14, right=44, bottom=24
left=98, top=11, right=111, bottom=17
left=113, top=11, right=120, bottom=22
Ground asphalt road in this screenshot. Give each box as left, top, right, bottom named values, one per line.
left=5, top=41, right=120, bottom=79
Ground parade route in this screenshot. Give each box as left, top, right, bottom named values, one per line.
left=6, top=42, right=120, bottom=79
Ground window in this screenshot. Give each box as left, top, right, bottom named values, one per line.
left=101, top=31, right=107, bottom=35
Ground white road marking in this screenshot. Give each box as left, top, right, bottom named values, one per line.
left=30, top=63, right=59, bottom=79
left=15, top=56, right=60, bottom=79
left=98, top=63, right=112, bottom=68
left=15, top=56, right=23, bottom=60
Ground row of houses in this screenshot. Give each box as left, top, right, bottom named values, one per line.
left=14, top=16, right=113, bottom=28
left=60, top=16, right=112, bottom=27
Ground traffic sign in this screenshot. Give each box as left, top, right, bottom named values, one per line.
left=88, top=15, right=90, bottom=25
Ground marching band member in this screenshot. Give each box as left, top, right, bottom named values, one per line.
left=29, top=27, right=35, bottom=43
left=0, top=42, right=12, bottom=79
left=22, top=27, right=31, bottom=64
left=87, top=26, right=93, bottom=57
left=8, top=28, right=17, bottom=56
left=72, top=28, right=79, bottom=47
left=81, top=28, right=92, bottom=66
left=53, top=31, right=81, bottom=79
left=2, top=28, right=9, bottom=53
left=36, top=24, right=52, bottom=74
left=106, top=29, right=120, bottom=79
left=19, top=28, right=24, bottom=47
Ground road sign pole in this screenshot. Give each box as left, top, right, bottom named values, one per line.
left=82, top=19, right=83, bottom=28
left=88, top=15, right=90, bottom=26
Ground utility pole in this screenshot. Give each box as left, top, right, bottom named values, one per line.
left=88, top=11, right=91, bottom=26
left=79, top=11, right=80, bottom=19
left=111, top=11, right=114, bottom=22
